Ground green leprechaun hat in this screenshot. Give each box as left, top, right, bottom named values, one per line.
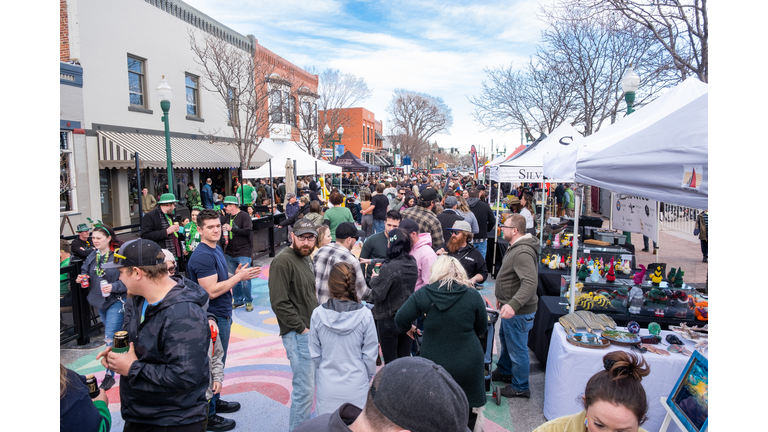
left=158, top=193, right=178, bottom=204
left=223, top=196, right=239, bottom=205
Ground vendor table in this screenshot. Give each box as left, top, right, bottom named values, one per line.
left=544, top=322, right=707, bottom=432
left=528, top=296, right=705, bottom=369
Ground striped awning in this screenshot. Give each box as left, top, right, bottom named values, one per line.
left=373, top=155, right=393, bottom=167
left=97, top=131, right=259, bottom=169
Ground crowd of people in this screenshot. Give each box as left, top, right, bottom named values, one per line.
left=60, top=171, right=656, bottom=432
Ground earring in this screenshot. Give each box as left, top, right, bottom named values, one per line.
left=584, top=418, right=588, bottom=427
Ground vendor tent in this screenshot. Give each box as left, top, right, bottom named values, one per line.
left=488, top=123, right=582, bottom=183
left=575, top=93, right=708, bottom=209
left=544, top=77, right=708, bottom=185
left=242, top=142, right=341, bottom=178
left=331, top=150, right=380, bottom=172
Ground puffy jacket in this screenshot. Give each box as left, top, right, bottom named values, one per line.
left=119, top=275, right=210, bottom=426
left=410, top=233, right=437, bottom=290
left=309, top=299, right=378, bottom=415
left=370, top=254, right=418, bottom=320
left=80, top=250, right=127, bottom=311
left=468, top=197, right=496, bottom=242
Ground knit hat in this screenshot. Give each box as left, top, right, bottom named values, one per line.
left=158, top=193, right=178, bottom=204
left=103, top=239, right=164, bottom=269
left=369, top=357, right=470, bottom=432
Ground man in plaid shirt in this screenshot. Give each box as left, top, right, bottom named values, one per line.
left=400, top=188, right=444, bottom=252
left=312, top=222, right=371, bottom=304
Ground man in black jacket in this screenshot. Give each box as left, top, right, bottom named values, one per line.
left=467, top=188, right=496, bottom=260
left=437, top=220, right=488, bottom=288
left=98, top=239, right=210, bottom=431
left=70, top=223, right=94, bottom=260
left=220, top=196, right=254, bottom=311
left=554, top=183, right=565, bottom=217
left=140, top=193, right=182, bottom=258
left=436, top=196, right=464, bottom=247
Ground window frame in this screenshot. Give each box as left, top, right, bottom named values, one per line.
left=60, top=130, right=78, bottom=213
left=185, top=73, right=201, bottom=118
left=127, top=54, right=148, bottom=108
left=270, top=88, right=284, bottom=124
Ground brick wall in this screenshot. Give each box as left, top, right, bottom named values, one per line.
left=60, top=0, right=69, bottom=61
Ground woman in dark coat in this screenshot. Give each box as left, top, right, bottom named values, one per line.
left=370, top=228, right=419, bottom=364
left=395, top=255, right=488, bottom=430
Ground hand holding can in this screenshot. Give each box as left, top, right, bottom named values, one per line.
left=100, top=280, right=111, bottom=297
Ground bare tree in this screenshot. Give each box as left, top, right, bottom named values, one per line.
left=293, top=86, right=320, bottom=156
left=387, top=89, right=453, bottom=168
left=568, top=0, right=707, bottom=82
left=315, top=68, right=372, bottom=157
left=189, top=30, right=277, bottom=171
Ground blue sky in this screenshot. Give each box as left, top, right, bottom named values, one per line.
left=184, top=0, right=552, bottom=156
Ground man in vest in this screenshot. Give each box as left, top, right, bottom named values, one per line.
left=564, top=184, right=575, bottom=218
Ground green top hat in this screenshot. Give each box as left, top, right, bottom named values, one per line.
left=223, top=196, right=239, bottom=205
left=158, top=193, right=178, bottom=204
left=76, top=223, right=89, bottom=233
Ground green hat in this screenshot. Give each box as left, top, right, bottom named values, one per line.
left=223, top=196, right=239, bottom=205
left=76, top=223, right=89, bottom=233
left=158, top=193, right=178, bottom=204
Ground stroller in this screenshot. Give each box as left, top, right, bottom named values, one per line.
left=480, top=304, right=501, bottom=405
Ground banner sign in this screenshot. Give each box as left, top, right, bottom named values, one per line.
left=611, top=195, right=658, bottom=243
left=321, top=148, right=333, bottom=158
left=395, top=154, right=401, bottom=166
left=470, top=145, right=478, bottom=179
left=335, top=145, right=344, bottom=158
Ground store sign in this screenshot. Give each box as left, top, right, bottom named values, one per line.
left=515, top=167, right=544, bottom=181
left=612, top=195, right=658, bottom=243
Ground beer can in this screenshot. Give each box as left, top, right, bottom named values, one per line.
left=100, top=280, right=110, bottom=298
left=113, top=331, right=130, bottom=354
left=86, top=375, right=100, bottom=398
left=374, top=263, right=382, bottom=274
left=82, top=274, right=90, bottom=288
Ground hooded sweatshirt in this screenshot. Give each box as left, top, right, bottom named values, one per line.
left=410, top=233, right=437, bottom=290
left=310, top=299, right=378, bottom=415
left=468, top=197, right=496, bottom=243
left=119, top=275, right=211, bottom=426
left=495, top=233, right=539, bottom=315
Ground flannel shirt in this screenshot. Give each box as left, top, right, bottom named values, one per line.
left=401, top=205, right=444, bottom=252
left=312, top=242, right=371, bottom=304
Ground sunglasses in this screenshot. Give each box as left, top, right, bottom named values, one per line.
left=167, top=265, right=176, bottom=273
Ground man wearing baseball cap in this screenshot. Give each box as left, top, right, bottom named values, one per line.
left=70, top=223, right=94, bottom=260
left=437, top=220, right=488, bottom=288
left=97, top=239, right=212, bottom=431
left=141, top=193, right=182, bottom=258
left=313, top=221, right=371, bottom=304
left=293, top=357, right=470, bottom=432
left=400, top=188, right=444, bottom=252
left=268, top=218, right=321, bottom=430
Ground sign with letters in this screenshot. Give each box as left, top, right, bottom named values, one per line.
left=611, top=195, right=658, bottom=243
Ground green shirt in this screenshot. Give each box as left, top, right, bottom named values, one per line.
left=185, top=188, right=201, bottom=207
left=237, top=185, right=255, bottom=205
left=184, top=222, right=201, bottom=252
left=60, top=257, right=71, bottom=295
left=323, top=206, right=355, bottom=241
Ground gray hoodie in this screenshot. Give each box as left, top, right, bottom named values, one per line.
left=309, top=299, right=379, bottom=415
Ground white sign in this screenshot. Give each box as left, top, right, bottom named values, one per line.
left=611, top=195, right=658, bottom=243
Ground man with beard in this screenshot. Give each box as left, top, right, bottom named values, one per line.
left=70, top=223, right=94, bottom=260
left=141, top=193, right=182, bottom=259
left=437, top=220, right=488, bottom=288
left=268, top=218, right=319, bottom=431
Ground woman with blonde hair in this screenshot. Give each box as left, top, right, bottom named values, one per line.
left=395, top=255, right=488, bottom=431
left=313, top=225, right=332, bottom=258
left=456, top=196, right=479, bottom=235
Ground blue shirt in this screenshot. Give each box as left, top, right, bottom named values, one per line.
left=186, top=242, right=231, bottom=319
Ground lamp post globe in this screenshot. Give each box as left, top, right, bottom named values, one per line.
left=157, top=76, right=175, bottom=200
left=621, top=66, right=640, bottom=115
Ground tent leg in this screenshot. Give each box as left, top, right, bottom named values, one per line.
left=655, top=201, right=660, bottom=264
left=569, top=186, right=582, bottom=314
left=539, top=180, right=545, bottom=251
left=269, top=158, right=275, bottom=257
left=492, top=181, right=501, bottom=277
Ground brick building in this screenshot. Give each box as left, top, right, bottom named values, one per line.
left=318, top=107, right=389, bottom=165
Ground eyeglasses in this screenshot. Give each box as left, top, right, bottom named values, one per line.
left=499, top=225, right=517, bottom=231
left=295, top=235, right=317, bottom=242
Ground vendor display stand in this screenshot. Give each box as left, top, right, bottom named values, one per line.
left=544, top=322, right=707, bottom=432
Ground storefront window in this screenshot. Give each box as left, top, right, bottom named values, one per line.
left=60, top=131, right=75, bottom=212
left=127, top=168, right=140, bottom=217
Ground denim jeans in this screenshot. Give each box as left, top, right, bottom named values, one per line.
left=282, top=331, right=315, bottom=431
left=474, top=241, right=488, bottom=264
left=496, top=312, right=536, bottom=392
left=227, top=255, right=252, bottom=304
left=98, top=300, right=125, bottom=377
left=209, top=315, right=232, bottom=417
left=373, top=219, right=385, bottom=234
left=643, top=235, right=657, bottom=250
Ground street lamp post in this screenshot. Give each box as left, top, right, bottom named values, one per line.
left=157, top=76, right=174, bottom=198
left=324, top=124, right=344, bottom=190
left=621, top=65, right=640, bottom=115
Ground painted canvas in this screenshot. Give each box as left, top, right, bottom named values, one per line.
left=666, top=350, right=708, bottom=432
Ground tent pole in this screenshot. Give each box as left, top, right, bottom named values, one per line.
left=539, top=180, right=545, bottom=251
left=492, top=180, right=501, bottom=276
left=609, top=192, right=614, bottom=229
left=269, top=159, right=274, bottom=212
left=655, top=201, right=660, bottom=264
left=569, top=186, right=582, bottom=314
left=293, top=160, right=297, bottom=195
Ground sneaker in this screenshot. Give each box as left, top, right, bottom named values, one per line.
left=653, top=248, right=658, bottom=255
left=207, top=414, right=236, bottom=432
left=703, top=257, right=707, bottom=263
left=100, top=374, right=116, bottom=391
left=245, top=302, right=253, bottom=312
left=215, top=399, right=241, bottom=413
left=232, top=303, right=245, bottom=310
left=491, top=368, right=512, bottom=383
left=641, top=248, right=649, bottom=252
left=499, top=385, right=530, bottom=398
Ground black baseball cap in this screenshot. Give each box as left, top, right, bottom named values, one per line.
left=103, top=239, right=165, bottom=269
left=420, top=188, right=438, bottom=202
left=335, top=222, right=365, bottom=240
left=370, top=357, right=470, bottom=432
left=399, top=219, right=420, bottom=234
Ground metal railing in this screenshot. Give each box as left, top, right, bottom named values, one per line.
left=660, top=204, right=703, bottom=235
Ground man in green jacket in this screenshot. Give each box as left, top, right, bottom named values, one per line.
left=185, top=182, right=201, bottom=213
left=268, top=218, right=318, bottom=431
left=493, top=214, right=539, bottom=399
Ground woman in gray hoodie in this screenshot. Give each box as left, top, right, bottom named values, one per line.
left=309, top=262, right=379, bottom=415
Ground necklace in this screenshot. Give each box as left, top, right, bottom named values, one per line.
left=95, top=251, right=109, bottom=277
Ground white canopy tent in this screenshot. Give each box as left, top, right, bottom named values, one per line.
left=242, top=142, right=342, bottom=179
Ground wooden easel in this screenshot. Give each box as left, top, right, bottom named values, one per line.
left=60, top=212, right=82, bottom=235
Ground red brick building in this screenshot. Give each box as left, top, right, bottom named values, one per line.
left=318, top=107, right=383, bottom=164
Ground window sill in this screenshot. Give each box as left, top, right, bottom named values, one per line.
left=186, top=115, right=205, bottom=123
left=128, top=106, right=154, bottom=114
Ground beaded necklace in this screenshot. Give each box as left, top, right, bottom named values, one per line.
left=95, top=251, right=110, bottom=277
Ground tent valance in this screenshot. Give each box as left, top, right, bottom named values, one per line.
left=331, top=150, right=380, bottom=172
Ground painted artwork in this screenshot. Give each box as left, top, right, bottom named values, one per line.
left=667, top=351, right=708, bottom=432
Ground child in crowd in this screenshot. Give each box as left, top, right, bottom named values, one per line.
left=206, top=324, right=233, bottom=430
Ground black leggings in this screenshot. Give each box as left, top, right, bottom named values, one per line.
left=376, top=316, right=412, bottom=364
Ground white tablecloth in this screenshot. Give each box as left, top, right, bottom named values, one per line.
left=544, top=323, right=708, bottom=432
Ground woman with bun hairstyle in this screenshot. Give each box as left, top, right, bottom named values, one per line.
left=309, top=262, right=378, bottom=415
left=534, top=351, right=651, bottom=432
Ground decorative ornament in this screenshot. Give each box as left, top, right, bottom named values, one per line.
left=667, top=267, right=677, bottom=286
left=589, top=265, right=601, bottom=282
left=627, top=321, right=640, bottom=334
left=648, top=322, right=661, bottom=336
left=606, top=262, right=616, bottom=283
left=577, top=264, right=589, bottom=281
left=650, top=265, right=663, bottom=285
left=674, top=268, right=685, bottom=287
left=553, top=233, right=561, bottom=248
left=632, top=264, right=647, bottom=285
